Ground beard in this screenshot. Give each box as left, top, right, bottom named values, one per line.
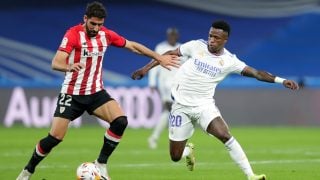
left=208, top=44, right=217, bottom=53
left=208, top=44, right=223, bottom=55
left=85, top=23, right=98, bottom=37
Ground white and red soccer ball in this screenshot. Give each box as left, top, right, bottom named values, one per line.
left=76, top=162, right=101, bottom=180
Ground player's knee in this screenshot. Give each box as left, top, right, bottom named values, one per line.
left=170, top=155, right=182, bottom=162
left=217, top=131, right=232, bottom=143
left=109, top=116, right=128, bottom=136
left=170, top=151, right=182, bottom=162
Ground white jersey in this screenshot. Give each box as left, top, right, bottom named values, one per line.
left=171, top=39, right=247, bottom=106
left=148, top=41, right=181, bottom=102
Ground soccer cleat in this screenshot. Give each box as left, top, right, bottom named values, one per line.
left=248, top=174, right=266, bottom=180
left=185, top=143, right=195, bottom=171
left=94, top=160, right=111, bottom=180
left=16, top=169, right=32, bottom=180
left=148, top=137, right=157, bottom=149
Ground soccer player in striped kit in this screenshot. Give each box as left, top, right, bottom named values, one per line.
left=16, top=1, right=179, bottom=180
left=132, top=20, right=299, bottom=180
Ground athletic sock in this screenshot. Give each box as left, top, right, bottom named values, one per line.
left=25, top=150, right=45, bottom=173
left=97, top=130, right=121, bottom=164
left=225, top=136, right=254, bottom=177
left=97, top=116, right=127, bottom=164
left=182, top=146, right=191, bottom=158
left=25, top=134, right=61, bottom=173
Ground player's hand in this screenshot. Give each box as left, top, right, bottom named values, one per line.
left=69, top=63, right=85, bottom=72
left=158, top=54, right=180, bottom=70
left=283, top=80, right=299, bottom=90
left=131, top=68, right=146, bottom=80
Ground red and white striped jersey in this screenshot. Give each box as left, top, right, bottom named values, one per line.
left=58, top=24, right=126, bottom=95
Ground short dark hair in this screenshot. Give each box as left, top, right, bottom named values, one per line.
left=85, top=1, right=106, bottom=18
left=166, top=27, right=179, bottom=35
left=212, top=20, right=231, bottom=37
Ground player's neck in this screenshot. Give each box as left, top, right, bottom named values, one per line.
left=211, top=49, right=224, bottom=56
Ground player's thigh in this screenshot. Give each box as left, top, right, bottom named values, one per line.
left=87, top=90, right=125, bottom=123
left=169, top=103, right=194, bottom=142
left=93, top=100, right=125, bottom=123
left=49, top=117, right=70, bottom=140
left=197, top=103, right=223, bottom=133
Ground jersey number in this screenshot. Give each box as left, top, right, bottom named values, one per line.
left=169, top=114, right=182, bottom=127
left=59, top=93, right=72, bottom=107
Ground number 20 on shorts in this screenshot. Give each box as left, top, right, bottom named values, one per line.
left=169, top=113, right=182, bottom=127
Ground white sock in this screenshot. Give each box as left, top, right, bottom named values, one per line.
left=150, top=110, right=169, bottom=140
left=182, top=146, right=191, bottom=158
left=225, top=137, right=254, bottom=177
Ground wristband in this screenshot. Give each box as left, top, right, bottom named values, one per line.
left=274, top=77, right=286, bottom=84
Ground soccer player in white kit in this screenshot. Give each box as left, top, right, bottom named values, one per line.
left=132, top=20, right=299, bottom=180
left=147, top=27, right=182, bottom=149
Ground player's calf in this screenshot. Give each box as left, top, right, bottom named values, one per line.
left=97, top=116, right=128, bottom=164
left=24, top=134, right=61, bottom=173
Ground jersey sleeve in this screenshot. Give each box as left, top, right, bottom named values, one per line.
left=229, top=54, right=247, bottom=74
left=106, top=29, right=126, bottom=47
left=178, top=40, right=197, bottom=57
left=58, top=29, right=77, bottom=54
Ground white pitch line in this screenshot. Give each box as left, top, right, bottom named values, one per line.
left=110, top=159, right=320, bottom=167
left=250, top=159, right=320, bottom=165
left=1, top=159, right=320, bottom=170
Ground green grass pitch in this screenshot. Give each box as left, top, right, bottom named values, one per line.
left=1, top=126, right=320, bottom=179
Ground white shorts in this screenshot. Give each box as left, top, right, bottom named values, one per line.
left=169, top=102, right=222, bottom=141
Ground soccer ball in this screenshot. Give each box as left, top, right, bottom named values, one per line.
left=76, top=162, right=101, bottom=180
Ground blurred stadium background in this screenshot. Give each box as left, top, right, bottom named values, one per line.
left=0, top=0, right=319, bottom=127
left=1, top=0, right=320, bottom=179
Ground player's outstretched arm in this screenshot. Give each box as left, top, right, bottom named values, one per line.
left=124, top=40, right=179, bottom=70
left=131, top=60, right=159, bottom=80
left=241, top=66, right=299, bottom=90
left=131, top=48, right=181, bottom=80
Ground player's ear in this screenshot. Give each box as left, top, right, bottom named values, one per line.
left=83, top=15, right=88, bottom=23
left=224, top=38, right=228, bottom=44
left=223, top=33, right=228, bottom=43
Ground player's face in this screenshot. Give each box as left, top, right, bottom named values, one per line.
left=167, top=32, right=179, bottom=46
left=83, top=16, right=104, bottom=37
left=207, top=27, right=228, bottom=54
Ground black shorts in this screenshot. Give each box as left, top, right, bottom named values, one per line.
left=54, top=90, right=114, bottom=121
